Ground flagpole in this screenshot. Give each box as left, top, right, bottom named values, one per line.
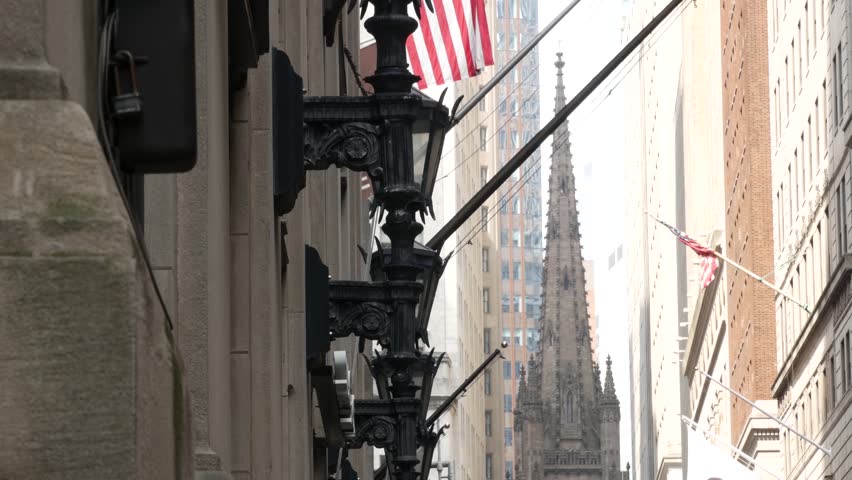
left=644, top=211, right=811, bottom=314
left=695, top=368, right=832, bottom=457
left=680, top=415, right=782, bottom=480
left=450, top=0, right=583, bottom=126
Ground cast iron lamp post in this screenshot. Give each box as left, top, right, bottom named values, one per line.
left=303, top=1, right=451, bottom=479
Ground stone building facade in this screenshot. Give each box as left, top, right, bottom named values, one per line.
left=1, top=1, right=375, bottom=479
left=513, top=55, right=622, bottom=480
left=768, top=0, right=852, bottom=477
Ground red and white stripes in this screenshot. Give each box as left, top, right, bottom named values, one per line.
left=406, top=0, right=494, bottom=89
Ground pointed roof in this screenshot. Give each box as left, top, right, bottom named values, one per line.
left=602, top=355, right=619, bottom=406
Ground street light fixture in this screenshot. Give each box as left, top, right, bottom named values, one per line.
left=301, top=1, right=450, bottom=479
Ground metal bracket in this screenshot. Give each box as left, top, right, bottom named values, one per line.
left=304, top=122, right=383, bottom=179
left=328, top=280, right=421, bottom=348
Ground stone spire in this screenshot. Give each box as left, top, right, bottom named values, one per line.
left=602, top=355, right=619, bottom=406
left=537, top=52, right=598, bottom=450
left=555, top=52, right=566, bottom=111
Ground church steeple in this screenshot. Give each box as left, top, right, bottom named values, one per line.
left=513, top=51, right=622, bottom=480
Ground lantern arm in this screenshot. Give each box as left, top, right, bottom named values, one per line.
left=303, top=120, right=384, bottom=179
left=348, top=399, right=418, bottom=450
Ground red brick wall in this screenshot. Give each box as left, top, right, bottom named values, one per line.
left=720, top=0, right=777, bottom=443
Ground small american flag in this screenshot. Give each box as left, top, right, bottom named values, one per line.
left=657, top=218, right=720, bottom=289
left=406, top=0, right=494, bottom=89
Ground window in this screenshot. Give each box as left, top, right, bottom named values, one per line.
left=842, top=338, right=848, bottom=393
left=502, top=296, right=510, bottom=313
left=838, top=176, right=848, bottom=255
left=501, top=261, right=509, bottom=280
left=513, top=295, right=522, bottom=313
left=504, top=394, right=512, bottom=412
left=502, top=327, right=511, bottom=345
left=512, top=197, right=521, bottom=214
left=847, top=331, right=852, bottom=393
left=481, top=166, right=488, bottom=187
left=833, top=49, right=842, bottom=129
left=512, top=229, right=521, bottom=247
left=504, top=428, right=513, bottom=446
left=482, top=247, right=490, bottom=272
left=484, top=328, right=492, bottom=353
left=485, top=410, right=493, bottom=437
left=484, top=370, right=492, bottom=395
left=511, top=130, right=520, bottom=148
left=483, top=288, right=491, bottom=313
left=527, top=328, right=540, bottom=352
left=830, top=356, right=837, bottom=408
left=480, top=126, right=487, bottom=151
left=500, top=229, right=509, bottom=247
left=507, top=0, right=515, bottom=17
left=506, top=461, right=514, bottom=480
left=486, top=453, right=493, bottom=480
left=481, top=206, right=489, bottom=231
left=515, top=360, right=522, bottom=375
left=515, top=329, right=523, bottom=346
left=513, top=261, right=521, bottom=279
left=496, top=0, right=504, bottom=18
left=498, top=131, right=507, bottom=149
left=503, top=360, right=512, bottom=379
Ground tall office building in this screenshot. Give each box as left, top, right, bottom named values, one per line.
left=492, top=0, right=543, bottom=476
left=768, top=0, right=852, bottom=477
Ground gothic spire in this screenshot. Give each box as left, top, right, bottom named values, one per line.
left=555, top=52, right=567, bottom=111
left=602, top=355, right=619, bottom=406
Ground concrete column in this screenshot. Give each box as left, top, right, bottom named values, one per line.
left=176, top=1, right=231, bottom=477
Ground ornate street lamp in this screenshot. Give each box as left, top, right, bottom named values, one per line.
left=302, top=1, right=452, bottom=479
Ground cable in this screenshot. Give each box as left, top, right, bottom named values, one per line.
left=96, top=5, right=174, bottom=331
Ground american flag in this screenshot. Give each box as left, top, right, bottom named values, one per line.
left=656, top=218, right=720, bottom=289
left=406, top=0, right=494, bottom=89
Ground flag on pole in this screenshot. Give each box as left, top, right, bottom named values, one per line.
left=687, top=428, right=758, bottom=480
left=406, top=0, right=494, bottom=89
left=655, top=218, right=720, bottom=289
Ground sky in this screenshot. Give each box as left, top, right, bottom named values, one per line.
left=536, top=0, right=634, bottom=460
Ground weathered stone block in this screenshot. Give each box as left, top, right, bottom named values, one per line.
left=0, top=100, right=192, bottom=479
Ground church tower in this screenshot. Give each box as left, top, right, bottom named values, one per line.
left=514, top=53, right=623, bottom=480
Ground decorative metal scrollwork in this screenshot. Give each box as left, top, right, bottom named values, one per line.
left=348, top=415, right=396, bottom=450
left=304, top=122, right=383, bottom=181
left=330, top=302, right=392, bottom=345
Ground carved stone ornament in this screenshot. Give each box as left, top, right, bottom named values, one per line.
left=304, top=122, right=383, bottom=182
left=348, top=415, right=397, bottom=450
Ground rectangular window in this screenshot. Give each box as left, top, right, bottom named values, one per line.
left=847, top=332, right=852, bottom=392
left=502, top=296, right=510, bottom=313
left=512, top=197, right=521, bottom=214
left=830, top=356, right=837, bottom=408
left=486, top=453, right=493, bottom=480
left=515, top=329, right=523, bottom=346
left=481, top=166, right=488, bottom=187
left=797, top=23, right=803, bottom=89
left=504, top=394, right=512, bottom=412
left=839, top=176, right=848, bottom=255
left=485, top=410, right=493, bottom=437
left=502, top=261, right=509, bottom=280
left=815, top=99, right=821, bottom=163
left=481, top=206, right=489, bottom=231
left=484, top=328, right=492, bottom=353
left=500, top=229, right=509, bottom=247
left=480, top=126, right=487, bottom=151
left=513, top=295, right=522, bottom=313
left=512, top=229, right=521, bottom=247
left=842, top=339, right=848, bottom=392
left=484, top=370, right=492, bottom=395
left=805, top=4, right=810, bottom=66
left=502, top=327, right=511, bottom=345
left=496, top=0, right=504, bottom=18
left=515, top=360, right=522, bottom=375
left=482, top=247, right=490, bottom=273
left=833, top=50, right=842, bottom=129
left=483, top=288, right=490, bottom=313
left=504, top=428, right=513, bottom=446
left=506, top=461, right=514, bottom=480
left=513, top=261, right=521, bottom=280
left=503, top=360, right=512, bottom=379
